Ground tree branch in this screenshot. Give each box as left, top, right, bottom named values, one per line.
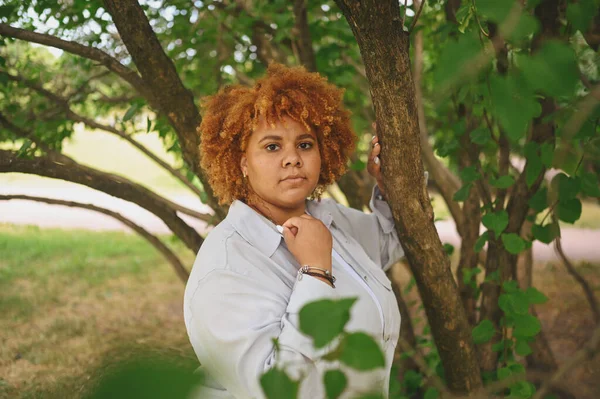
left=0, top=149, right=205, bottom=253
left=554, top=231, right=600, bottom=324
left=2, top=70, right=208, bottom=205
left=412, top=11, right=464, bottom=235
left=0, top=110, right=212, bottom=224
left=292, top=0, right=317, bottom=72
left=0, top=23, right=155, bottom=104
left=0, top=194, right=190, bottom=283
left=101, top=0, right=226, bottom=220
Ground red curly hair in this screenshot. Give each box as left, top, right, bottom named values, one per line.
left=199, top=63, right=357, bottom=205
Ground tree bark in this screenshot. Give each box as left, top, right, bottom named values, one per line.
left=333, top=0, right=482, bottom=393
left=102, top=0, right=226, bottom=219
left=0, top=150, right=203, bottom=253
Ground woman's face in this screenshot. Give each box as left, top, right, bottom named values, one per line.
left=240, top=115, right=321, bottom=212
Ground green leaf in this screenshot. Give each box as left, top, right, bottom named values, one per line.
left=489, top=73, right=539, bottom=141
left=490, top=175, right=515, bottom=189
left=324, top=370, right=347, bottom=399
left=555, top=173, right=580, bottom=200
left=528, top=187, right=548, bottom=212
left=475, top=0, right=515, bottom=22
left=515, top=339, right=533, bottom=356
left=474, top=231, right=489, bottom=253
left=531, top=222, right=559, bottom=244
left=581, top=171, right=600, bottom=197
left=459, top=166, right=480, bottom=183
left=485, top=270, right=500, bottom=283
left=540, top=142, right=554, bottom=168
left=434, top=32, right=482, bottom=87
left=443, top=243, right=455, bottom=256
left=566, top=0, right=597, bottom=32
left=338, top=332, right=385, bottom=371
left=123, top=103, right=140, bottom=122
left=472, top=319, right=496, bottom=344
left=510, top=381, right=536, bottom=398
left=299, top=298, right=357, bottom=348
left=520, top=41, right=580, bottom=97
left=503, top=280, right=519, bottom=293
left=453, top=183, right=473, bottom=202
left=260, top=368, right=299, bottom=399
left=556, top=198, right=582, bottom=224
left=507, top=13, right=540, bottom=44
left=525, top=287, right=548, bottom=305
left=424, top=387, right=439, bottom=399
left=499, top=291, right=529, bottom=315
left=501, top=233, right=527, bottom=254
left=513, top=314, right=542, bottom=337
left=470, top=127, right=491, bottom=145
left=497, top=366, right=512, bottom=381
left=482, top=210, right=509, bottom=237
left=525, top=154, right=543, bottom=188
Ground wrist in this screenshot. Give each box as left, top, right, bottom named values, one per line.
left=307, top=273, right=335, bottom=288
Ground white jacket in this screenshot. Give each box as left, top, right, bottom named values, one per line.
left=183, top=186, right=404, bottom=398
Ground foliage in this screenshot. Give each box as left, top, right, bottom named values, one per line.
left=1, top=0, right=600, bottom=397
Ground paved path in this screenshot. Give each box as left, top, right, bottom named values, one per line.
left=2, top=184, right=599, bottom=262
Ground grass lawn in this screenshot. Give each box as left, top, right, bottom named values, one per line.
left=0, top=224, right=197, bottom=398
left=2, top=223, right=600, bottom=398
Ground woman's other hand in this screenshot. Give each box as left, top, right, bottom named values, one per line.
left=367, top=124, right=385, bottom=196
left=282, top=215, right=333, bottom=273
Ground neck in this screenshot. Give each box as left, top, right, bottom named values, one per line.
left=249, top=201, right=306, bottom=226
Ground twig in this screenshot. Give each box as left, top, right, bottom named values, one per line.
left=554, top=229, right=600, bottom=324
left=408, top=0, right=426, bottom=34
left=0, top=194, right=190, bottom=283
left=532, top=324, right=600, bottom=399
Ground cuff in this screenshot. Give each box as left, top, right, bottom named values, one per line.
left=287, top=272, right=340, bottom=314
left=369, top=185, right=395, bottom=234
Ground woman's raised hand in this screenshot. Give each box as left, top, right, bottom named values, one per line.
left=282, top=214, right=332, bottom=273
left=367, top=123, right=385, bottom=196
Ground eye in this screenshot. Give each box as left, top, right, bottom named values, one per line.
left=298, top=142, right=313, bottom=150
left=265, top=143, right=280, bottom=151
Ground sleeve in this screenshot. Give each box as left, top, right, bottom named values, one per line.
left=186, top=269, right=341, bottom=399
left=332, top=184, right=405, bottom=271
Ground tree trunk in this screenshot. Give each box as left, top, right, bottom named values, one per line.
left=333, top=0, right=482, bottom=393
left=102, top=0, right=226, bottom=219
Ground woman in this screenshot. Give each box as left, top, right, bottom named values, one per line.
left=184, top=63, right=405, bottom=399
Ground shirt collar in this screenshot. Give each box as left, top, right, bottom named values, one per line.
left=226, top=199, right=334, bottom=258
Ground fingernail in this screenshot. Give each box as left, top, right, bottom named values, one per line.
left=371, top=135, right=375, bottom=141
left=374, top=156, right=380, bottom=165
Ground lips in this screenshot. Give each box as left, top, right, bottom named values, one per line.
left=281, top=175, right=306, bottom=183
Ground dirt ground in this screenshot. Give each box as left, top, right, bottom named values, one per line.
left=392, top=258, right=600, bottom=399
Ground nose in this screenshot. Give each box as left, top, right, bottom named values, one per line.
left=282, top=147, right=303, bottom=168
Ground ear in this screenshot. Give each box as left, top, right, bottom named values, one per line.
left=240, top=155, right=247, bottom=176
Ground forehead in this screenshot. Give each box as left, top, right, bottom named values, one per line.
left=253, top=115, right=315, bottom=138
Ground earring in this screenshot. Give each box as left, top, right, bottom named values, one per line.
left=243, top=171, right=247, bottom=178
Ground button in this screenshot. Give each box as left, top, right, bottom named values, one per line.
left=363, top=275, right=368, bottom=281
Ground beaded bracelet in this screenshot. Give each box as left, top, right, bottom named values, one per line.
left=298, top=265, right=336, bottom=288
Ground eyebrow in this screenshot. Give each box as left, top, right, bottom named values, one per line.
left=257, top=133, right=315, bottom=144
